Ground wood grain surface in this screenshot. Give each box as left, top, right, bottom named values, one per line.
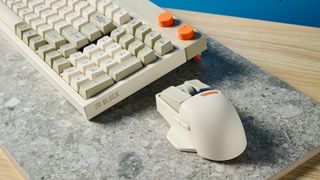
left=0, top=145, right=26, bottom=180
left=0, top=9, right=319, bottom=180
left=169, top=9, right=320, bottom=179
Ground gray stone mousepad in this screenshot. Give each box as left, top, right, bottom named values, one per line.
left=0, top=33, right=319, bottom=179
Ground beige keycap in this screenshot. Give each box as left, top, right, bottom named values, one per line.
left=67, top=0, right=78, bottom=8
left=96, top=0, right=112, bottom=13
left=144, top=31, right=161, bottom=48
left=137, top=47, right=157, bottom=65
left=69, top=52, right=86, bottom=65
left=45, top=0, right=58, bottom=7
left=58, top=5, right=72, bottom=18
left=128, top=40, right=144, bottom=56
left=12, top=3, right=25, bottom=14
left=29, top=35, right=47, bottom=51
left=126, top=18, right=142, bottom=35
left=38, top=24, right=53, bottom=37
left=105, top=42, right=122, bottom=57
left=34, top=3, right=49, bottom=15
left=83, top=44, right=100, bottom=58
left=40, top=9, right=55, bottom=22
left=45, top=50, right=62, bottom=67
left=62, top=26, right=89, bottom=49
left=110, top=27, right=125, bottom=42
left=113, top=8, right=131, bottom=26
left=28, top=0, right=42, bottom=11
left=92, top=51, right=108, bottom=65
left=62, top=67, right=81, bottom=84
left=37, top=44, right=55, bottom=60
left=80, top=23, right=102, bottom=42
left=85, top=66, right=104, bottom=80
left=60, top=43, right=77, bottom=58
left=90, top=12, right=114, bottom=34
left=47, top=14, right=62, bottom=26
left=79, top=74, right=114, bottom=99
left=16, top=23, right=31, bottom=38
left=44, top=30, right=67, bottom=49
left=24, top=13, right=38, bottom=24
left=135, top=24, right=151, bottom=41
left=65, top=11, right=80, bottom=24
left=22, top=29, right=38, bottom=45
left=154, top=37, right=174, bottom=56
left=109, top=57, right=143, bottom=82
left=73, top=17, right=88, bottom=30
left=53, top=57, right=72, bottom=74
left=77, top=59, right=95, bottom=72
left=119, top=34, right=134, bottom=49
left=70, top=73, right=89, bottom=91
left=54, top=20, right=69, bottom=34
left=160, top=86, right=192, bottom=112
left=74, top=0, right=88, bottom=14
left=7, top=0, right=20, bottom=8
left=114, top=49, right=132, bottom=63
left=51, top=1, right=64, bottom=12
left=105, top=3, right=120, bottom=19
left=99, top=58, right=118, bottom=73
left=18, top=7, right=33, bottom=19
left=97, top=36, right=113, bottom=50
left=30, top=18, right=46, bottom=31
left=82, top=6, right=96, bottom=20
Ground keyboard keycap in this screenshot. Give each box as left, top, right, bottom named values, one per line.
left=45, top=50, right=63, bottom=67
left=114, top=49, right=132, bottom=63
left=90, top=12, right=114, bottom=34
left=126, top=18, right=142, bottom=35
left=113, top=8, right=131, bottom=26
left=128, top=40, right=144, bottom=56
left=80, top=23, right=102, bottom=42
left=53, top=57, right=72, bottom=74
left=83, top=44, right=100, bottom=58
left=59, top=43, right=77, bottom=58
left=109, top=57, right=143, bottom=82
left=137, top=47, right=157, bottom=65
left=91, top=51, right=109, bottom=65
left=135, top=24, right=151, bottom=41
left=110, top=26, right=125, bottom=42
left=79, top=74, right=114, bottom=99
left=22, top=29, right=38, bottom=45
left=16, top=23, right=31, bottom=38
left=37, top=44, right=55, bottom=60
left=69, top=52, right=86, bottom=65
left=97, top=36, right=113, bottom=50
left=70, top=73, right=89, bottom=91
left=100, top=58, right=118, bottom=73
left=105, top=3, right=120, bottom=19
left=154, top=37, right=174, bottom=56
left=85, top=65, right=104, bottom=80
left=29, top=35, right=47, bottom=51
left=62, top=26, right=89, bottom=49
left=119, top=34, right=134, bottom=49
left=144, top=31, right=161, bottom=48
left=45, top=30, right=67, bottom=49
left=62, top=66, right=81, bottom=84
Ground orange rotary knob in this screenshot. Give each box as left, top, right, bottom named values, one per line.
left=178, top=24, right=195, bottom=40
left=158, top=12, right=174, bottom=27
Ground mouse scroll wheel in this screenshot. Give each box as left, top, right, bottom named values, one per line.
left=177, top=84, right=196, bottom=95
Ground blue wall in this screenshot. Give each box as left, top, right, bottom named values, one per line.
left=150, top=0, right=320, bottom=28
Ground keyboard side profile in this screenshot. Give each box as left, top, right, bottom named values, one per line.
left=0, top=0, right=207, bottom=119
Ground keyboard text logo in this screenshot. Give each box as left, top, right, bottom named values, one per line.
left=95, top=91, right=120, bottom=110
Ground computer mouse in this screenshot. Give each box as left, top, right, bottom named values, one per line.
left=156, top=80, right=247, bottom=161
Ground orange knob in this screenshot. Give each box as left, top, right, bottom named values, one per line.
left=158, top=12, right=174, bottom=27
left=178, top=24, right=195, bottom=40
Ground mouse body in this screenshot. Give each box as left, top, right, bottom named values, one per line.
left=156, top=80, right=247, bottom=161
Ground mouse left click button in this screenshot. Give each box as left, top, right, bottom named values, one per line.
left=160, top=86, right=191, bottom=112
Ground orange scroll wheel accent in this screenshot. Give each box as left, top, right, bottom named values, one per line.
left=178, top=24, right=195, bottom=40
left=201, top=91, right=219, bottom=97
left=158, top=12, right=174, bottom=27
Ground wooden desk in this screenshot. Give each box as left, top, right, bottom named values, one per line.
left=0, top=9, right=319, bottom=180
left=170, top=9, right=320, bottom=179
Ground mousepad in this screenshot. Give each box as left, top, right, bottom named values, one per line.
left=0, top=32, right=319, bottom=179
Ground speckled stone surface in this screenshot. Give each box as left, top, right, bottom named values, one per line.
left=0, top=32, right=319, bottom=180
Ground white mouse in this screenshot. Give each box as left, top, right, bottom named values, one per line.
left=156, top=80, right=247, bottom=161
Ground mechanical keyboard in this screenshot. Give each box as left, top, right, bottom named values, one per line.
left=0, top=0, right=207, bottom=119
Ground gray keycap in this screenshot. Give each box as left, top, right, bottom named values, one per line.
left=37, top=44, right=55, bottom=60
left=45, top=50, right=63, bottom=67
left=62, top=26, right=89, bottom=49
left=29, top=35, right=47, bottom=51
left=53, top=58, right=72, bottom=74
left=44, top=30, right=67, bottom=49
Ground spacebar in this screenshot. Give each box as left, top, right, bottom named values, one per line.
left=0, top=2, right=24, bottom=32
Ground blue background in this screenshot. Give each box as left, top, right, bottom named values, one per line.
left=150, top=0, right=320, bottom=28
